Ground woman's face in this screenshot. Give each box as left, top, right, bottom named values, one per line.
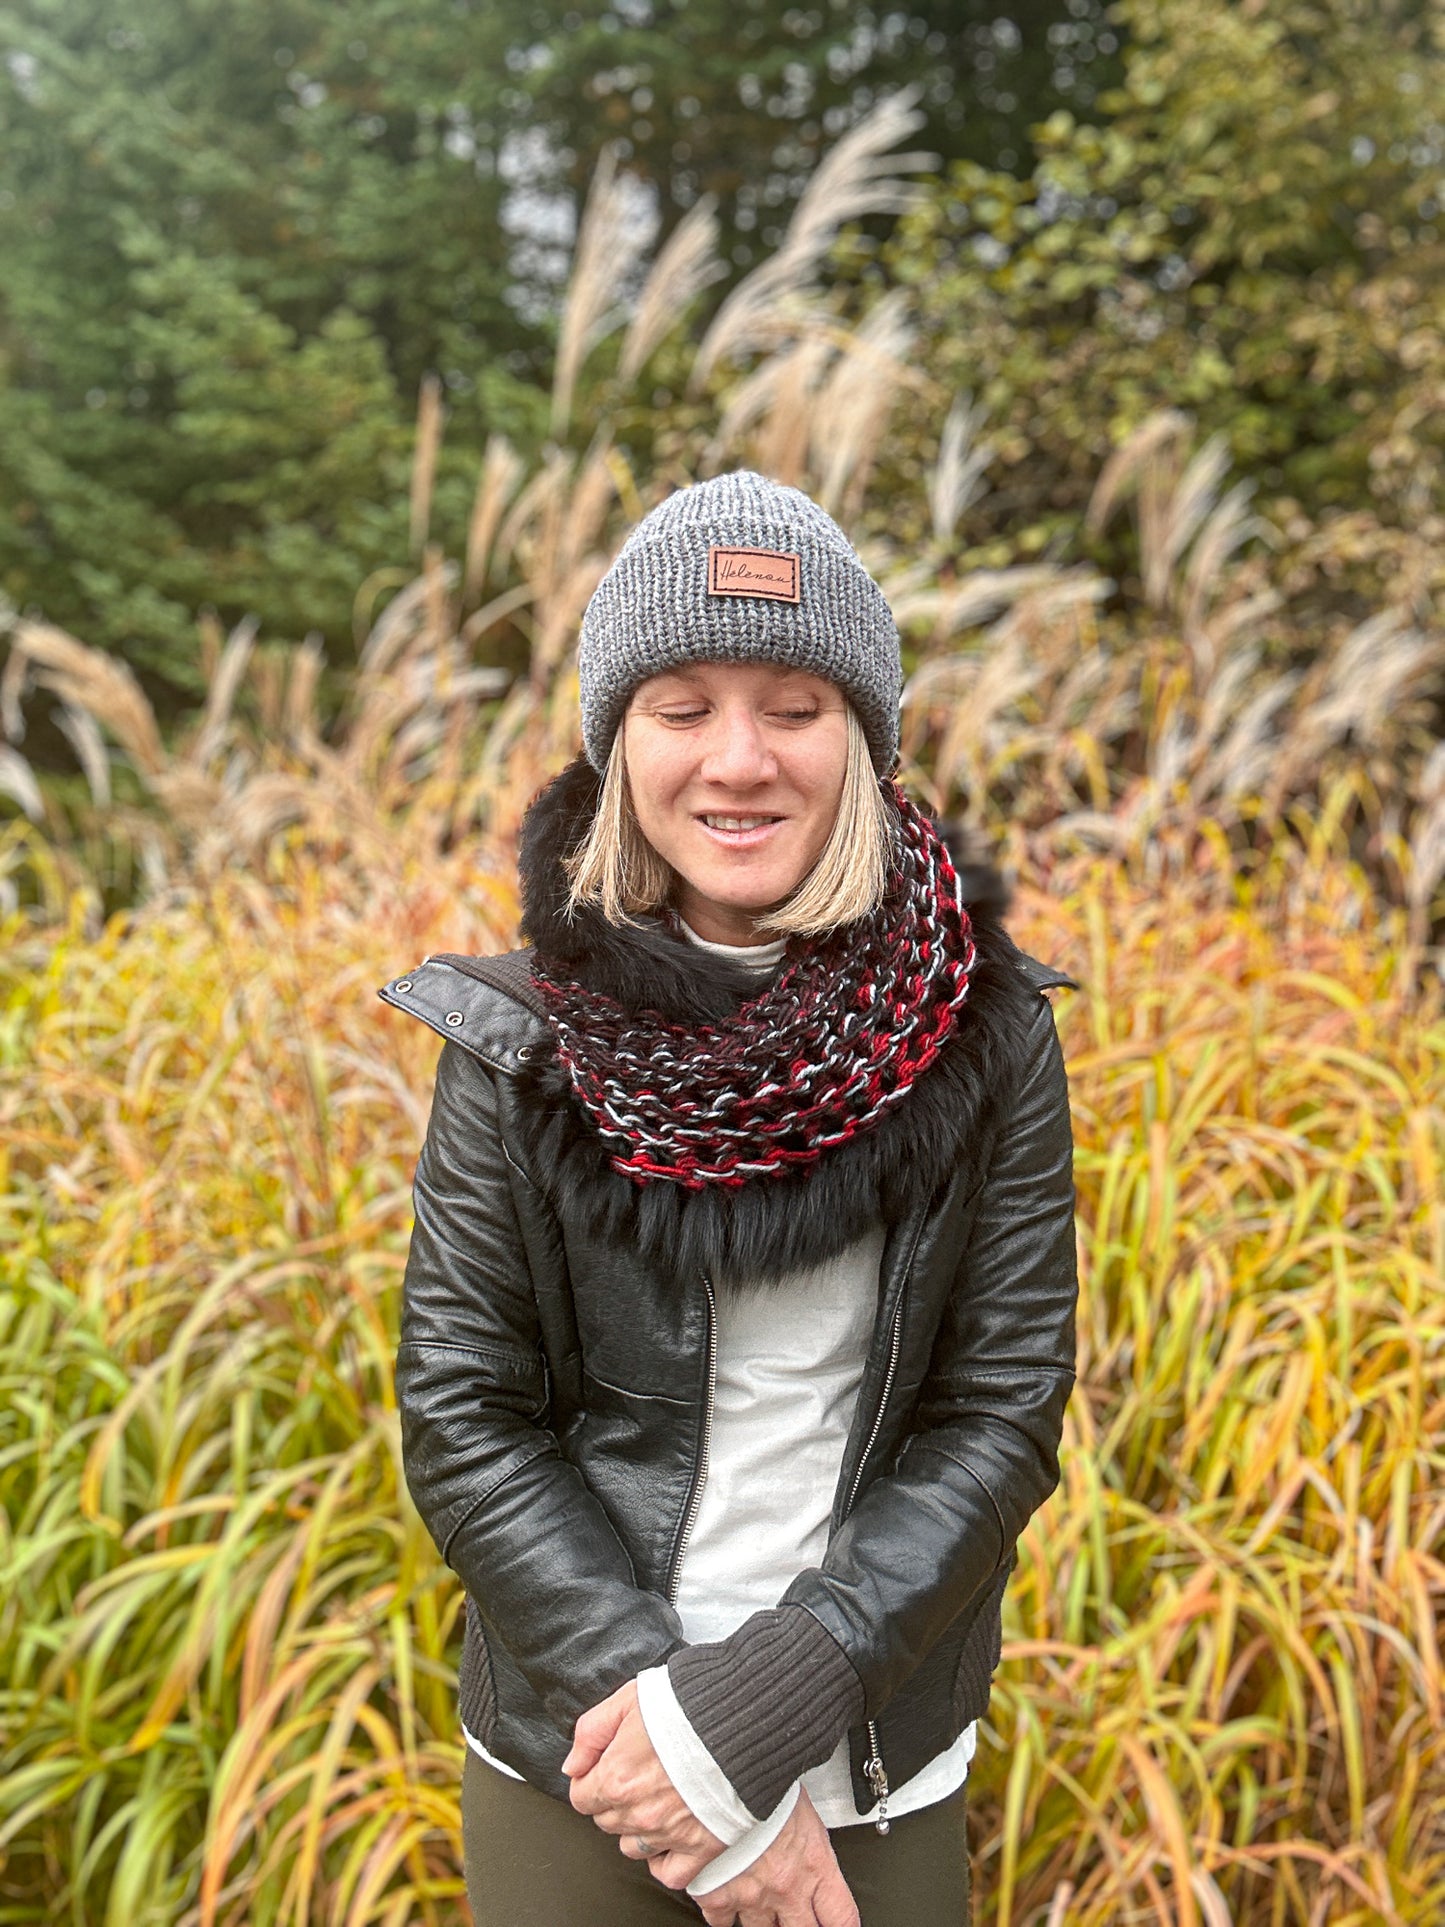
left=623, top=660, right=850, bottom=945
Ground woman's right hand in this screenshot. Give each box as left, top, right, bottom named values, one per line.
left=693, top=1787, right=859, bottom=1927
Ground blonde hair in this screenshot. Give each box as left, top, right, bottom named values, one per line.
left=563, top=703, right=893, bottom=938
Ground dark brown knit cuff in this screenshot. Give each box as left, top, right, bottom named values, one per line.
left=665, top=1605, right=865, bottom=1820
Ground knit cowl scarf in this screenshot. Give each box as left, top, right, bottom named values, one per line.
left=529, top=784, right=978, bottom=1190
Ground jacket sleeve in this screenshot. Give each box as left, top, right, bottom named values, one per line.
left=667, top=992, right=1078, bottom=1812
left=396, top=1038, right=686, bottom=1735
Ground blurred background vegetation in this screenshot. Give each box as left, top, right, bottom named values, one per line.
left=2, top=0, right=1443, bottom=1922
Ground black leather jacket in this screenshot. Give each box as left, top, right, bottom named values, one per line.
left=379, top=757, right=1080, bottom=1823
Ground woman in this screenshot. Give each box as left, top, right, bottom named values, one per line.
left=379, top=470, right=1079, bottom=1925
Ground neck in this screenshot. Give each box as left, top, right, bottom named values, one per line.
left=672, top=890, right=782, bottom=947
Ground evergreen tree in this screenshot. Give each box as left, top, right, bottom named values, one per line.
left=0, top=0, right=549, bottom=691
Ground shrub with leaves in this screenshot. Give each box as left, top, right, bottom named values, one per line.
left=873, top=0, right=1445, bottom=626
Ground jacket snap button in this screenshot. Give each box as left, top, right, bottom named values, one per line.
left=444, top=1010, right=464, bottom=1027
left=516, top=1044, right=535, bottom=1061
left=395, top=978, right=413, bottom=993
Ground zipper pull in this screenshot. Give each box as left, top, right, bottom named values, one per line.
left=865, top=1737, right=891, bottom=1835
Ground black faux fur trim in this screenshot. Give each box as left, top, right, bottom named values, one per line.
left=508, top=755, right=1045, bottom=1288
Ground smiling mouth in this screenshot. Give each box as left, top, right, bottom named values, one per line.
left=698, top=813, right=784, bottom=831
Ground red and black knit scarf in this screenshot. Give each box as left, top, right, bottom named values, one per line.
left=529, top=784, right=978, bottom=1190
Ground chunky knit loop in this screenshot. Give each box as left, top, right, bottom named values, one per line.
left=529, top=786, right=977, bottom=1190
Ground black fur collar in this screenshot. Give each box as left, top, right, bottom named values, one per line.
left=508, top=755, right=1043, bottom=1288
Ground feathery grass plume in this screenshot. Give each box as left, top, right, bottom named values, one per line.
left=493, top=444, right=573, bottom=581
left=188, top=614, right=260, bottom=769
left=891, top=564, right=1081, bottom=649
left=1087, top=412, right=1281, bottom=678
left=50, top=699, right=112, bottom=808
left=811, top=288, right=918, bottom=523
left=3, top=618, right=167, bottom=777
left=1152, top=432, right=1233, bottom=605
left=462, top=433, right=526, bottom=606
left=279, top=634, right=327, bottom=758
left=551, top=141, right=657, bottom=440
left=617, top=193, right=730, bottom=384
left=754, top=333, right=837, bottom=489
left=1085, top=407, right=1193, bottom=597
left=1263, top=610, right=1441, bottom=818
left=689, top=83, right=938, bottom=393
left=931, top=626, right=1037, bottom=805
left=1406, top=742, right=1445, bottom=949
left=703, top=325, right=839, bottom=482
left=928, top=391, right=995, bottom=547
left=1178, top=479, right=1276, bottom=669
left=1189, top=650, right=1301, bottom=806
left=495, top=435, right=618, bottom=695
left=408, top=372, right=446, bottom=559
left=0, top=741, right=44, bottom=821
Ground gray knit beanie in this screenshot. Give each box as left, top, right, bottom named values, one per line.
left=577, top=470, right=902, bottom=777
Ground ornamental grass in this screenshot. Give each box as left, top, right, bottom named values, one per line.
left=2, top=796, right=1441, bottom=1924
left=2, top=80, right=1443, bottom=1927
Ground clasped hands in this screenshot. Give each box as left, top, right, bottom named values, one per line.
left=562, top=1679, right=859, bottom=1927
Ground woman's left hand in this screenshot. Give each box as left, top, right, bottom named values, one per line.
left=563, top=1680, right=726, bottom=1886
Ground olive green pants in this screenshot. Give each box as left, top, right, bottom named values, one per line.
left=461, top=1746, right=971, bottom=1926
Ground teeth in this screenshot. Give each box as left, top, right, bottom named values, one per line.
left=702, top=815, right=777, bottom=830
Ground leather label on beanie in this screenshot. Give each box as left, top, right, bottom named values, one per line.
left=707, top=545, right=801, bottom=602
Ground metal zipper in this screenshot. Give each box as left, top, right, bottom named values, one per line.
left=844, top=1283, right=905, bottom=1519
left=864, top=1726, right=891, bottom=1833
left=666, top=1275, right=717, bottom=1604
left=846, top=1264, right=909, bottom=1833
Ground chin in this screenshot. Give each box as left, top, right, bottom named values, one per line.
left=687, top=870, right=798, bottom=913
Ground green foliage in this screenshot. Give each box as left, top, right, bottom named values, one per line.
left=0, top=0, right=1123, bottom=701
left=0, top=0, right=550, bottom=690
left=875, top=0, right=1445, bottom=607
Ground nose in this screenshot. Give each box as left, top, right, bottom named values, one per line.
left=698, top=702, right=778, bottom=788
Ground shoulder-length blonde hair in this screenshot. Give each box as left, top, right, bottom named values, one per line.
left=563, top=702, right=894, bottom=938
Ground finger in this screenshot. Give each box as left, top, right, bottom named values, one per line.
left=566, top=1764, right=622, bottom=1819
left=775, top=1892, right=819, bottom=1927
left=612, top=1826, right=678, bottom=1857
left=567, top=1771, right=606, bottom=1816
left=646, top=1847, right=711, bottom=1892
left=810, top=1867, right=861, bottom=1927
left=582, top=1804, right=628, bottom=1835
left=566, top=1749, right=634, bottom=1816
left=696, top=1898, right=738, bottom=1927
left=561, top=1689, right=630, bottom=1778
